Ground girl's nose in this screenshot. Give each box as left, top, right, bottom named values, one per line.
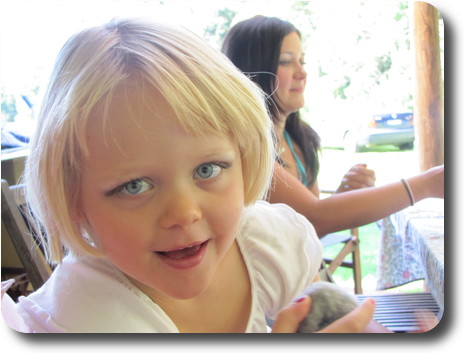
left=158, top=191, right=202, bottom=229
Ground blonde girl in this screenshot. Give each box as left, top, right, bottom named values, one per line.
left=12, top=18, right=377, bottom=333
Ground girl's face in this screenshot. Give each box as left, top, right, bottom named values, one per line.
left=77, top=86, right=245, bottom=301
left=275, top=31, right=307, bottom=117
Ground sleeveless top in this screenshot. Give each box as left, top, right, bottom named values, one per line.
left=284, top=130, right=308, bottom=186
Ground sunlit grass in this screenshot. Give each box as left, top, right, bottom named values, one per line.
left=322, top=222, right=380, bottom=289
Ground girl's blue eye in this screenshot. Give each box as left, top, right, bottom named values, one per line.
left=194, top=163, right=223, bottom=180
left=120, top=179, right=152, bottom=195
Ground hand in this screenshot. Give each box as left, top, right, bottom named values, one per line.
left=413, top=310, right=440, bottom=332
left=316, top=298, right=379, bottom=333
left=271, top=296, right=312, bottom=333
left=335, top=164, right=376, bottom=193
left=271, top=296, right=389, bottom=333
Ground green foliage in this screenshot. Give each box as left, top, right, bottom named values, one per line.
left=375, top=54, right=392, bottom=75
left=1, top=93, right=18, bottom=122
left=203, top=7, right=237, bottom=48
left=395, top=1, right=409, bottom=21
left=290, top=1, right=317, bottom=33
left=298, top=0, right=416, bottom=111
left=318, top=66, right=328, bottom=78
left=333, top=76, right=351, bottom=100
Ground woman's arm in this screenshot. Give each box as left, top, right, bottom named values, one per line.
left=268, top=163, right=444, bottom=236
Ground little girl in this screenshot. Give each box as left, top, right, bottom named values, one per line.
left=10, top=18, right=375, bottom=333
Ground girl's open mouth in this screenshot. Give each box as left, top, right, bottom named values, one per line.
left=156, top=240, right=209, bottom=269
left=158, top=242, right=204, bottom=259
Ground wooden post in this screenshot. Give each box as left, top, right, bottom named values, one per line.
left=412, top=2, right=444, bottom=171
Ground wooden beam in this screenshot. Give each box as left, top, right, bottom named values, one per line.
left=412, top=2, right=444, bottom=171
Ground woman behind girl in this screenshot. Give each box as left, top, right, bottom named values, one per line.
left=221, top=15, right=444, bottom=236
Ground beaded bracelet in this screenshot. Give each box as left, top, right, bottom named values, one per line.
left=401, top=178, right=415, bottom=206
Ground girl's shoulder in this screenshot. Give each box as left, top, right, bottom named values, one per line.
left=237, top=201, right=322, bottom=319
left=240, top=200, right=318, bottom=243
left=239, top=200, right=319, bottom=263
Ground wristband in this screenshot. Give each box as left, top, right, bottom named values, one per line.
left=401, top=178, right=415, bottom=206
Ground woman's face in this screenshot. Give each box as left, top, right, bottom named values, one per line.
left=275, top=31, right=307, bottom=117
left=77, top=86, right=245, bottom=302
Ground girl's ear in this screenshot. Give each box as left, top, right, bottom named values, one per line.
left=70, top=202, right=85, bottom=223
left=71, top=207, right=95, bottom=245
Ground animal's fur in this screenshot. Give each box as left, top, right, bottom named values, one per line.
left=297, top=281, right=359, bottom=333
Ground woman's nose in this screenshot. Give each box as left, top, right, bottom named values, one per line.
left=295, top=63, right=307, bottom=79
left=158, top=190, right=202, bottom=229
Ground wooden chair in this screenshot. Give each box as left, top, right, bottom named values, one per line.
left=319, top=190, right=362, bottom=294
left=1, top=179, right=52, bottom=295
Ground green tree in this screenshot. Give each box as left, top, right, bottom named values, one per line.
left=203, top=8, right=236, bottom=48
left=1, top=94, right=18, bottom=122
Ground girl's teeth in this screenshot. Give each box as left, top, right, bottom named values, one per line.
left=159, top=244, right=201, bottom=260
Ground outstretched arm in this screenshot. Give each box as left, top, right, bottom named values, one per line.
left=268, top=163, right=444, bottom=236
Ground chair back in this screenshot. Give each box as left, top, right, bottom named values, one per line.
left=1, top=179, right=52, bottom=289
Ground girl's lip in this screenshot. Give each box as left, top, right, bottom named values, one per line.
left=155, top=240, right=209, bottom=270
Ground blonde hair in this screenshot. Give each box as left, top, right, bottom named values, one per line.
left=23, top=18, right=275, bottom=264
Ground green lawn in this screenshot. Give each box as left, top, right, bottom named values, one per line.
left=322, top=222, right=380, bottom=284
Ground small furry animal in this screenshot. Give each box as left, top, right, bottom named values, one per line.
left=297, top=281, right=359, bottom=333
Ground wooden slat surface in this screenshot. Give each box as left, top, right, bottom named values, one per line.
left=357, top=292, right=440, bottom=332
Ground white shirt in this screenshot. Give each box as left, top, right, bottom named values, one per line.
left=15, top=201, right=322, bottom=333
